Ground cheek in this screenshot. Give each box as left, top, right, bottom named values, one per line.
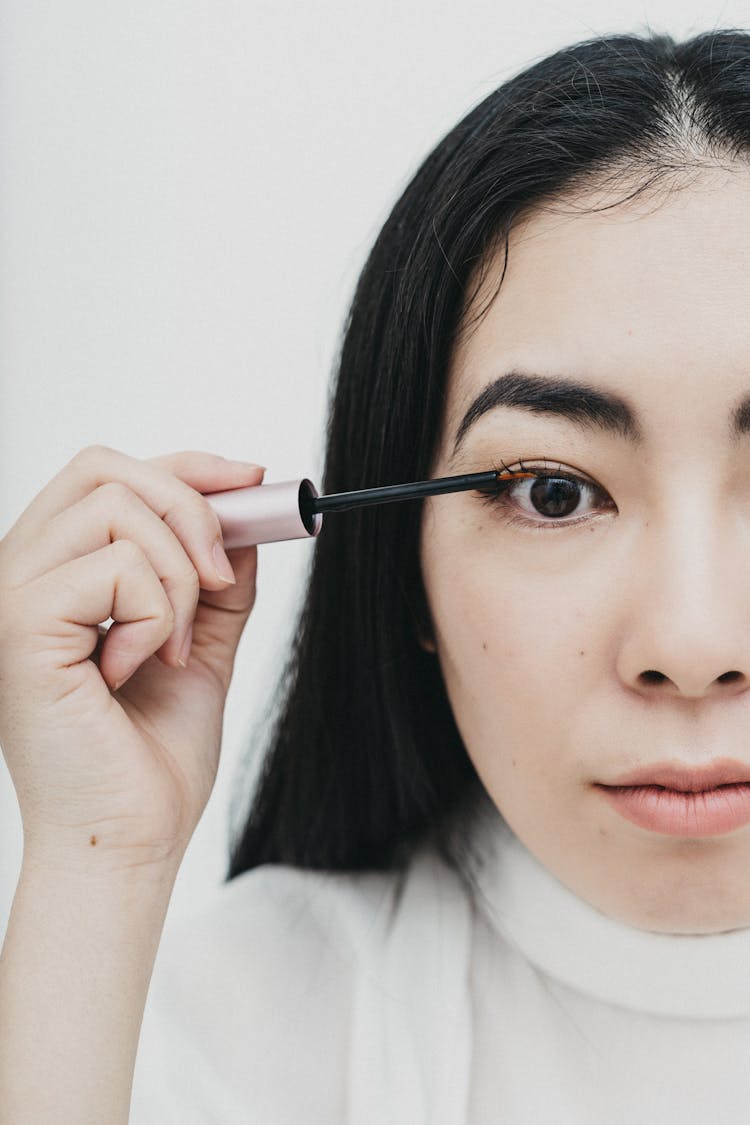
left=429, top=548, right=601, bottom=771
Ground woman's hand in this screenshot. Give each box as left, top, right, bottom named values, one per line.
left=0, top=445, right=265, bottom=876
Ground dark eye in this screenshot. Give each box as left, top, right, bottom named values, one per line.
left=527, top=475, right=584, bottom=518
left=480, top=468, right=615, bottom=527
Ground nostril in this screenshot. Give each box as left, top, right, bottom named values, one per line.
left=637, top=669, right=745, bottom=690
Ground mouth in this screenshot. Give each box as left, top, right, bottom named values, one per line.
left=594, top=759, right=750, bottom=837
left=602, top=758, right=750, bottom=793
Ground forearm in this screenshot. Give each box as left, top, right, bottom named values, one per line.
left=0, top=861, right=178, bottom=1125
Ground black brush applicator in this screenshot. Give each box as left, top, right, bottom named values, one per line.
left=204, top=469, right=533, bottom=549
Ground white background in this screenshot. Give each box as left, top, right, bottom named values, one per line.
left=2, top=0, right=747, bottom=943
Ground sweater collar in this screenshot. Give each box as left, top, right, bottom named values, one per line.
left=452, top=782, right=750, bottom=1018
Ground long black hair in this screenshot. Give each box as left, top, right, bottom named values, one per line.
left=225, top=26, right=750, bottom=880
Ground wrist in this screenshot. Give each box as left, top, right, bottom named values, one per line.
left=21, top=828, right=188, bottom=889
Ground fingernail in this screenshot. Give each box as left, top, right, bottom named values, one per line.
left=212, top=539, right=236, bottom=583
left=178, top=624, right=193, bottom=667
left=230, top=460, right=266, bottom=471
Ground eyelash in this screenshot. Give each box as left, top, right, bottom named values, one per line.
left=475, top=459, right=617, bottom=530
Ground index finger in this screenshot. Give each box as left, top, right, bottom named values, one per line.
left=5, top=445, right=265, bottom=560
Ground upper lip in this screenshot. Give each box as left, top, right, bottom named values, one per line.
left=601, top=758, right=750, bottom=792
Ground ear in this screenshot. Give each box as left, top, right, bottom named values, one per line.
left=414, top=608, right=437, bottom=653
left=411, top=582, right=437, bottom=653
left=416, top=626, right=437, bottom=654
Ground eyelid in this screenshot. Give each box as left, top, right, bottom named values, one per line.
left=476, top=460, right=615, bottom=528
left=494, top=457, right=597, bottom=482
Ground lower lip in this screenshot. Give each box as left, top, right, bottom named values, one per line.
left=596, top=782, right=750, bottom=837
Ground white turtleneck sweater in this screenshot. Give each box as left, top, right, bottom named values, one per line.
left=130, top=785, right=750, bottom=1123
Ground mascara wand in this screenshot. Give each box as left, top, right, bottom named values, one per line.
left=205, top=469, right=534, bottom=549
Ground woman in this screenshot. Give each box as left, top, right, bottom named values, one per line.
left=3, top=26, right=750, bottom=1124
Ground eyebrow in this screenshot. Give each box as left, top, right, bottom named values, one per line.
left=451, top=371, right=640, bottom=458
left=451, top=370, right=750, bottom=459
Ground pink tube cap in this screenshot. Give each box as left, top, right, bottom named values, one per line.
left=204, top=478, right=323, bottom=548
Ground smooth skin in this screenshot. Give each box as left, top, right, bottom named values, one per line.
left=419, top=167, right=750, bottom=935
left=0, top=448, right=268, bottom=1122
left=0, top=448, right=265, bottom=874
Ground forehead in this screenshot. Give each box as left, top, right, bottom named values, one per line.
left=445, top=169, right=750, bottom=430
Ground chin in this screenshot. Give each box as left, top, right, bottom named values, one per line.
left=611, top=898, right=750, bottom=935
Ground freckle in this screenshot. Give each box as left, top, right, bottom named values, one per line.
left=627, top=327, right=633, bottom=336
left=579, top=650, right=585, bottom=657
left=482, top=641, right=487, bottom=651
left=90, top=835, right=97, bottom=846
left=512, top=758, right=517, bottom=768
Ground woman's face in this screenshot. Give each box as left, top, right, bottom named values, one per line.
left=419, top=169, right=750, bottom=934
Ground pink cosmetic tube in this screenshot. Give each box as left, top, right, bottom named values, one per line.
left=204, top=478, right=323, bottom=548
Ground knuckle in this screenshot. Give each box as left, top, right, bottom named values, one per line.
left=97, top=480, right=133, bottom=505
left=201, top=498, right=224, bottom=541
left=110, top=537, right=146, bottom=567
left=148, top=449, right=186, bottom=471
left=71, top=443, right=113, bottom=467
left=171, top=491, right=222, bottom=544
left=180, top=563, right=201, bottom=596
left=166, top=561, right=200, bottom=601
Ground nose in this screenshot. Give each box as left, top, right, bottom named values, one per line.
left=616, top=508, right=750, bottom=701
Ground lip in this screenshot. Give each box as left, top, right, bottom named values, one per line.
left=603, top=758, right=750, bottom=793
left=595, top=758, right=750, bottom=837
